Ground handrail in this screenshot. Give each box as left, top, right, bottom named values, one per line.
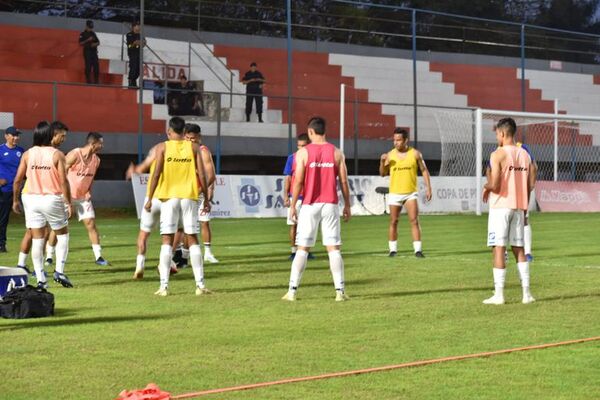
left=189, top=30, right=235, bottom=108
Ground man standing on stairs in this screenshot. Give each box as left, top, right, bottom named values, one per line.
left=126, top=21, right=144, bottom=88
left=242, top=62, right=265, bottom=123
left=79, top=20, right=100, bottom=84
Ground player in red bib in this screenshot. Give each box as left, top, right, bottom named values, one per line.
left=282, top=117, right=351, bottom=302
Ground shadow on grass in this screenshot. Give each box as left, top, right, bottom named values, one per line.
left=0, top=313, right=179, bottom=331
left=352, top=285, right=521, bottom=299
left=537, top=292, right=600, bottom=302
left=217, top=277, right=384, bottom=294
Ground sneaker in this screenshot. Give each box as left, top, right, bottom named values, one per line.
left=281, top=291, right=296, bottom=301
left=522, top=293, right=536, bottom=304
left=45, top=258, right=53, bottom=267
left=482, top=294, right=505, bottom=305
left=335, top=291, right=350, bottom=302
left=170, top=261, right=179, bottom=275
left=133, top=267, right=144, bottom=280
left=525, top=254, right=534, bottom=262
left=204, top=254, right=219, bottom=264
left=307, top=252, right=315, bottom=260
left=195, top=287, right=212, bottom=296
left=172, top=249, right=183, bottom=264
left=415, top=251, right=425, bottom=258
left=37, top=281, right=49, bottom=290
left=388, top=251, right=397, bottom=257
left=53, top=272, right=73, bottom=288
left=0, top=245, right=7, bottom=253
left=288, top=253, right=296, bottom=261
left=31, top=269, right=47, bottom=279
left=95, top=257, right=110, bottom=266
left=154, top=287, right=169, bottom=297
left=175, top=259, right=188, bottom=269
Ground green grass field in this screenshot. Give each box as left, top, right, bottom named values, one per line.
left=1, top=211, right=599, bottom=399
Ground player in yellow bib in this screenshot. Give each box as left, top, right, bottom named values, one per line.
left=145, top=117, right=210, bottom=296
left=379, top=128, right=432, bottom=257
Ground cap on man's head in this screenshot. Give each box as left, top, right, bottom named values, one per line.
left=250, top=62, right=257, bottom=67
left=132, top=20, right=140, bottom=27
left=86, top=20, right=94, bottom=28
left=5, top=126, right=21, bottom=136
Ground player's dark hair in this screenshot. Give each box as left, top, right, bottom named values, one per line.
left=495, top=118, right=517, bottom=136
left=184, top=123, right=201, bottom=135
left=87, top=131, right=103, bottom=143
left=307, top=117, right=326, bottom=135
left=393, top=127, right=409, bottom=139
left=169, top=117, right=185, bottom=135
left=297, top=133, right=309, bottom=143
left=250, top=62, right=257, bottom=67
left=51, top=120, right=69, bottom=134
left=33, top=121, right=53, bottom=147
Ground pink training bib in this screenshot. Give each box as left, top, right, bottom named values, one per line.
left=302, top=143, right=339, bottom=205
left=489, top=145, right=531, bottom=210
left=25, top=146, right=62, bottom=195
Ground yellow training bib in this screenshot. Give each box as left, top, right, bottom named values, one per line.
left=388, top=147, right=418, bottom=194
left=153, top=140, right=198, bottom=200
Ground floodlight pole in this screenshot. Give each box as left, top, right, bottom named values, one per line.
left=137, top=0, right=145, bottom=163
left=475, top=108, right=483, bottom=216
left=286, top=0, right=293, bottom=154
left=340, top=83, right=345, bottom=154
left=553, top=99, right=558, bottom=181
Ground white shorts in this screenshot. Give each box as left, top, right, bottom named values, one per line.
left=286, top=200, right=302, bottom=226
left=139, top=197, right=161, bottom=233
left=198, top=195, right=210, bottom=222
left=487, top=208, right=525, bottom=247
left=295, top=203, right=341, bottom=247
left=72, top=199, right=95, bottom=221
left=388, top=192, right=418, bottom=207
left=160, top=198, right=199, bottom=235
left=22, top=194, right=69, bottom=230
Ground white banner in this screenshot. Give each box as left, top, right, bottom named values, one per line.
left=131, top=175, right=531, bottom=219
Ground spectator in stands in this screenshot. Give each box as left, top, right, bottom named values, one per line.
left=0, top=126, right=24, bottom=253
left=126, top=21, right=144, bottom=88
left=78, top=20, right=100, bottom=84
left=169, top=75, right=203, bottom=116
left=242, top=62, right=265, bottom=123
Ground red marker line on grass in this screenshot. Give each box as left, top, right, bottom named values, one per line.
left=172, top=336, right=600, bottom=399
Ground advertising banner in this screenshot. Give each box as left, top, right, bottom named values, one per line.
left=536, top=181, right=600, bottom=212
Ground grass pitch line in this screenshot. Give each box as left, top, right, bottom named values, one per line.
left=172, top=336, right=600, bottom=399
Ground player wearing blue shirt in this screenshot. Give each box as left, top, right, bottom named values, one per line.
left=0, top=126, right=24, bottom=252
left=283, top=133, right=311, bottom=260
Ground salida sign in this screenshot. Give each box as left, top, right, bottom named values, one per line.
left=141, top=63, right=190, bottom=81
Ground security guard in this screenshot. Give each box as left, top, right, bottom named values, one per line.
left=242, top=62, right=266, bottom=122
left=0, top=126, right=24, bottom=252
left=78, top=20, right=100, bottom=84
left=126, top=21, right=144, bottom=88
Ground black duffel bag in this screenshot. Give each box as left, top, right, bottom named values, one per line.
left=0, top=285, right=54, bottom=319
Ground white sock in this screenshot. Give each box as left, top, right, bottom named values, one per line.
left=55, top=233, right=69, bottom=274
left=189, top=244, right=205, bottom=288
left=413, top=241, right=422, bottom=253
left=288, top=249, right=308, bottom=293
left=203, top=243, right=213, bottom=257
left=524, top=225, right=532, bottom=255
left=517, top=261, right=531, bottom=295
left=388, top=241, right=397, bottom=253
left=46, top=244, right=55, bottom=259
left=291, top=246, right=297, bottom=254
left=136, top=254, right=145, bottom=271
left=32, top=239, right=46, bottom=283
left=492, top=267, right=506, bottom=297
left=92, top=244, right=102, bottom=260
left=182, top=248, right=189, bottom=260
left=17, top=252, right=28, bottom=267
left=328, top=250, right=345, bottom=292
left=158, top=244, right=172, bottom=289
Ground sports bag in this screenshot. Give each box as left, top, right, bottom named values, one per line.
left=0, top=285, right=54, bottom=319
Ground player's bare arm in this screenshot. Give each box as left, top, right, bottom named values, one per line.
left=283, top=175, right=292, bottom=207
left=379, top=153, right=390, bottom=177
left=484, top=150, right=503, bottom=194
left=145, top=143, right=165, bottom=211
left=193, top=143, right=210, bottom=212
left=529, top=158, right=537, bottom=194
left=55, top=150, right=73, bottom=218
left=65, top=149, right=78, bottom=170
left=416, top=150, right=432, bottom=202
left=290, top=147, right=307, bottom=222
left=126, top=145, right=157, bottom=180
left=12, top=151, right=28, bottom=214
left=200, top=147, right=216, bottom=188
left=336, top=149, right=351, bottom=222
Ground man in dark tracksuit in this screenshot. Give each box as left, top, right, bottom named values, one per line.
left=126, top=21, right=143, bottom=88
left=242, top=62, right=266, bottom=123
left=78, top=20, right=100, bottom=84
left=0, top=126, right=24, bottom=253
